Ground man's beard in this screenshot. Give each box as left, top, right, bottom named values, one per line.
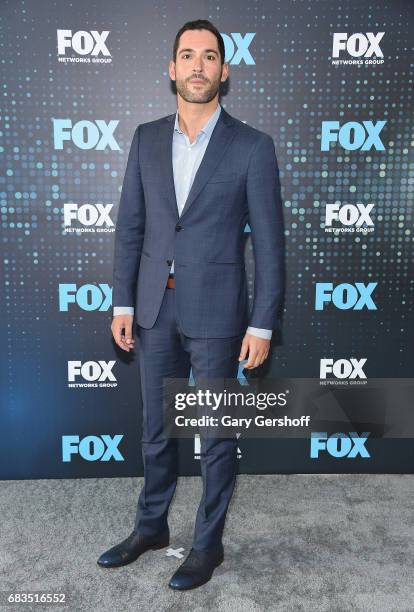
left=175, top=73, right=221, bottom=104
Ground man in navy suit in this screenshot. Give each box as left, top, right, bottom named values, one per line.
left=97, top=19, right=285, bottom=589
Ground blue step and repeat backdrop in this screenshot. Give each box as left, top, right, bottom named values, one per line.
left=1, top=0, right=413, bottom=479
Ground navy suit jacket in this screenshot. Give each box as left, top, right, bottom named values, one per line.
left=113, top=106, right=285, bottom=338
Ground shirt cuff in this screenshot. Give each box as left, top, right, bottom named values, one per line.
left=246, top=326, right=272, bottom=340
left=113, top=306, right=135, bottom=316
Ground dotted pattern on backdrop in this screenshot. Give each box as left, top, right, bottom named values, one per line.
left=1, top=0, right=413, bottom=476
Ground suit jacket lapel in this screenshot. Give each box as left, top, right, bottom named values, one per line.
left=158, top=106, right=237, bottom=220
left=158, top=114, right=179, bottom=219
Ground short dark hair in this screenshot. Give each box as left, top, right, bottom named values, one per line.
left=173, top=19, right=225, bottom=65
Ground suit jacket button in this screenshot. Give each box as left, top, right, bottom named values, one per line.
left=175, top=225, right=183, bottom=232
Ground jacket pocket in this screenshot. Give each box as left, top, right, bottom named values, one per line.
left=207, top=172, right=238, bottom=183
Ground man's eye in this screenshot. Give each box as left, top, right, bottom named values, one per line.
left=207, top=55, right=216, bottom=60
left=182, top=54, right=190, bottom=59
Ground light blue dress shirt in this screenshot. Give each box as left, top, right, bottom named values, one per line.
left=113, top=104, right=272, bottom=340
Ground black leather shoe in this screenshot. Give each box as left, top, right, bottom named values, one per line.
left=168, top=545, right=224, bottom=590
left=97, top=529, right=169, bottom=568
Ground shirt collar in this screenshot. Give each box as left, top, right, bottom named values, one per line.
left=174, top=103, right=222, bottom=139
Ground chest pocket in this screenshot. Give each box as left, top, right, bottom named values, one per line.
left=207, top=172, right=238, bottom=183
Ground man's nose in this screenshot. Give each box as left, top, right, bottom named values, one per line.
left=192, top=59, right=203, bottom=72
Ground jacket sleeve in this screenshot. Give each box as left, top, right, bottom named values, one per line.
left=246, top=134, right=285, bottom=331
left=112, top=125, right=146, bottom=308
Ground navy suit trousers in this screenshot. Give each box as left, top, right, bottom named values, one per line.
left=134, top=285, right=244, bottom=551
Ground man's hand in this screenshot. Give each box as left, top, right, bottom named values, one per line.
left=111, top=314, right=135, bottom=352
left=239, top=333, right=270, bottom=369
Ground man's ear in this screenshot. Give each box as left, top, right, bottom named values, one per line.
left=221, top=62, right=229, bottom=83
left=169, top=60, right=176, bottom=81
